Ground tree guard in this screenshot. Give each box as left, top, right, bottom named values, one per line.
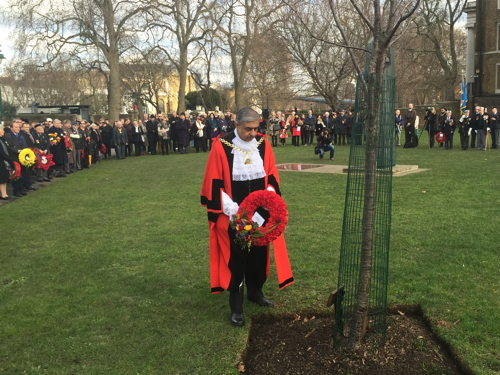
left=334, top=72, right=395, bottom=350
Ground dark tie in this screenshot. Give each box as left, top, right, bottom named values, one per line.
left=16, top=133, right=25, bottom=147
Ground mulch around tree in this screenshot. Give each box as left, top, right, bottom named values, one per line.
left=240, top=305, right=475, bottom=375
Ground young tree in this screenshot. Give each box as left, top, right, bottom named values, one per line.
left=303, top=0, right=421, bottom=349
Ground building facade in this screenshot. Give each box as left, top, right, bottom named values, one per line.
left=465, top=0, right=500, bottom=110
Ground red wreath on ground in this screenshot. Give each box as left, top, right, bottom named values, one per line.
left=238, top=190, right=288, bottom=246
left=436, top=132, right=447, bottom=143
left=100, top=144, right=107, bottom=154
left=9, top=162, right=22, bottom=180
left=38, top=153, right=55, bottom=171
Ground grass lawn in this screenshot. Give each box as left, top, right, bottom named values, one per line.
left=1, top=135, right=499, bottom=374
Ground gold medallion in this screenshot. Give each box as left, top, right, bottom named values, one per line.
left=244, top=155, right=252, bottom=165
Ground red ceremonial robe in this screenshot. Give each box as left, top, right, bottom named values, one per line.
left=201, top=132, right=294, bottom=294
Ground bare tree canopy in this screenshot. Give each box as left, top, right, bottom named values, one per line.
left=6, top=0, right=154, bottom=120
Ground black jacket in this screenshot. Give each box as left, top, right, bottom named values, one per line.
left=32, top=131, right=50, bottom=151
left=146, top=120, right=159, bottom=142
left=3, top=131, right=25, bottom=155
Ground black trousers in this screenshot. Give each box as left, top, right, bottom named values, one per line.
left=159, top=139, right=169, bottom=155
left=444, top=133, right=454, bottom=149
left=126, top=143, right=133, bottom=157
left=271, top=135, right=278, bottom=147
left=460, top=134, right=469, bottom=149
left=134, top=141, right=143, bottom=156
left=22, top=166, right=32, bottom=189
left=470, top=130, right=476, bottom=148
left=227, top=228, right=268, bottom=314
left=148, top=141, right=157, bottom=155
left=103, top=143, right=111, bottom=158
left=301, top=132, right=308, bottom=145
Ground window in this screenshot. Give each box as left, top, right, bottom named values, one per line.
left=497, top=64, right=500, bottom=93
left=498, top=0, right=500, bottom=9
left=498, top=23, right=500, bottom=50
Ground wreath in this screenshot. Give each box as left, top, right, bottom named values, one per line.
left=38, top=152, right=55, bottom=171
left=9, top=162, right=22, bottom=180
left=230, top=190, right=288, bottom=249
left=435, top=132, right=447, bottom=143
left=19, top=148, right=36, bottom=167
left=100, top=144, right=107, bottom=154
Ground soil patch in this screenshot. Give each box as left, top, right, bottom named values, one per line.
left=240, top=305, right=473, bottom=375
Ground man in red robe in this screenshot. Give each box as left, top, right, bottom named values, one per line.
left=201, top=107, right=294, bottom=326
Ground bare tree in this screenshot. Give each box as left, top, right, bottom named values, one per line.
left=414, top=0, right=466, bottom=101
left=121, top=49, right=174, bottom=115
left=2, top=57, right=89, bottom=107
left=245, top=31, right=296, bottom=110
left=214, top=0, right=284, bottom=109
left=152, top=0, right=215, bottom=113
left=7, top=0, right=153, bottom=121
left=276, top=1, right=365, bottom=110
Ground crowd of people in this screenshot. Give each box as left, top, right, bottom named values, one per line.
left=396, top=103, right=500, bottom=150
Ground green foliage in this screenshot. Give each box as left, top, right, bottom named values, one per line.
left=0, top=137, right=499, bottom=374
left=185, top=88, right=223, bottom=111
left=2, top=100, right=18, bottom=120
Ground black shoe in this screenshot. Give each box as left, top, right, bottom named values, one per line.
left=27, top=186, right=39, bottom=191
left=231, top=313, right=245, bottom=326
left=0, top=196, right=11, bottom=200
left=14, top=193, right=23, bottom=197
left=43, top=178, right=50, bottom=182
left=21, top=191, right=28, bottom=196
left=37, top=178, right=43, bottom=182
left=59, top=173, right=67, bottom=177
left=248, top=296, right=274, bottom=307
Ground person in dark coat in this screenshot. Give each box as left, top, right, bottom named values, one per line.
left=48, top=119, right=69, bottom=177
left=100, top=120, right=113, bottom=159
left=490, top=107, right=499, bottom=149
left=193, top=116, right=207, bottom=152
left=112, top=121, right=128, bottom=159
left=469, top=106, right=480, bottom=149
left=442, top=110, right=456, bottom=150
left=169, top=111, right=179, bottom=153
left=146, top=114, right=159, bottom=155
left=3, top=119, right=28, bottom=196
left=475, top=107, right=489, bottom=151
left=69, top=121, right=84, bottom=171
left=403, top=103, right=417, bottom=148
left=131, top=120, right=145, bottom=156
left=458, top=110, right=471, bottom=150
left=0, top=125, right=16, bottom=199
left=423, top=107, right=437, bottom=148
left=176, top=113, right=191, bottom=154
left=337, top=109, right=348, bottom=145
left=33, top=123, right=51, bottom=181
left=123, top=119, right=133, bottom=157
left=90, top=123, right=101, bottom=164
left=79, top=122, right=90, bottom=168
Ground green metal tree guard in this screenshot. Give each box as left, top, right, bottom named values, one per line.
left=334, top=72, right=396, bottom=349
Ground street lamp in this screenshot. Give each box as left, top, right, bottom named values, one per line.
left=0, top=49, right=5, bottom=123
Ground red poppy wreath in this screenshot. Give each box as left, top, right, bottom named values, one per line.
left=232, top=189, right=288, bottom=248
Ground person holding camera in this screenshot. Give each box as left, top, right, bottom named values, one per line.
left=316, top=128, right=335, bottom=160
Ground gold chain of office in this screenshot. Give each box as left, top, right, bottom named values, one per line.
left=219, top=138, right=265, bottom=165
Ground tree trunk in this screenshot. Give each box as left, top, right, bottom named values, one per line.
left=108, top=53, right=121, bottom=122
left=348, top=50, right=387, bottom=349
left=177, top=47, right=188, bottom=113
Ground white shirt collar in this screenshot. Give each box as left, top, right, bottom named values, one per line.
left=231, top=129, right=266, bottom=182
